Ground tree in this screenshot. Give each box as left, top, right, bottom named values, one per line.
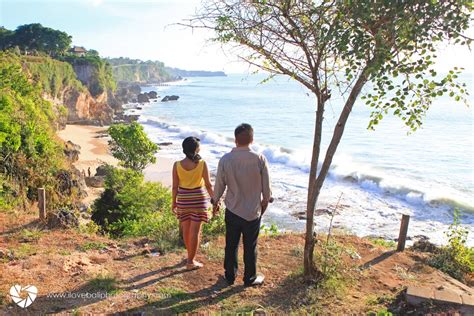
left=108, top=122, right=158, bottom=172
left=0, top=27, right=14, bottom=50
left=12, top=23, right=72, bottom=56
left=187, top=0, right=472, bottom=277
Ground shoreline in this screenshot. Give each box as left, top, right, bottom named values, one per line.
left=57, top=124, right=174, bottom=204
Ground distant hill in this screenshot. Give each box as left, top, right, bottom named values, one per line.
left=166, top=67, right=227, bottom=78
left=106, top=57, right=178, bottom=83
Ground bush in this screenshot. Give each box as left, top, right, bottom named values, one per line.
left=91, top=167, right=180, bottom=251
left=202, top=210, right=226, bottom=240
left=427, top=209, right=473, bottom=282
left=92, top=166, right=226, bottom=251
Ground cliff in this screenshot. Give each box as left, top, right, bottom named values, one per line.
left=24, top=55, right=115, bottom=125
left=107, top=58, right=178, bottom=83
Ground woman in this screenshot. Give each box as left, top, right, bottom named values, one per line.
left=172, top=136, right=214, bottom=270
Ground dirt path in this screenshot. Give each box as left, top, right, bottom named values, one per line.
left=0, top=212, right=470, bottom=314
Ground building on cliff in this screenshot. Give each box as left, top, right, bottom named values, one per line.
left=69, top=46, right=87, bottom=57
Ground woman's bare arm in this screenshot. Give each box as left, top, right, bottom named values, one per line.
left=202, top=161, right=214, bottom=199
left=172, top=162, right=179, bottom=212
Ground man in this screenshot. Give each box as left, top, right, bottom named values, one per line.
left=212, top=123, right=272, bottom=286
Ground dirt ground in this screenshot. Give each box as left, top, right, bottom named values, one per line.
left=0, top=211, right=471, bottom=315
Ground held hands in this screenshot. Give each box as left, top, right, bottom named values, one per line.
left=211, top=198, right=221, bottom=218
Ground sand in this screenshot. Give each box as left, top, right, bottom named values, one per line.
left=57, top=124, right=174, bottom=204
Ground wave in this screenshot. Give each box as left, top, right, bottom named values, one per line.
left=139, top=116, right=474, bottom=213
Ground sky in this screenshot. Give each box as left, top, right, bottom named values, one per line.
left=0, top=0, right=473, bottom=74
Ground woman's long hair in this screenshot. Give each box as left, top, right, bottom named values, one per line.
left=182, top=136, right=201, bottom=163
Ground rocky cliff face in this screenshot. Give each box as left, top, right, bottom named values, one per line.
left=44, top=86, right=114, bottom=125
left=25, top=57, right=117, bottom=126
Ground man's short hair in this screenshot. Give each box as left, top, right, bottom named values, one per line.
left=234, top=123, right=254, bottom=145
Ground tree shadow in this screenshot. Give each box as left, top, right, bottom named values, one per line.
left=359, top=250, right=395, bottom=270
left=259, top=272, right=314, bottom=313
left=0, top=219, right=44, bottom=236
left=8, top=260, right=189, bottom=314
left=121, top=277, right=245, bottom=314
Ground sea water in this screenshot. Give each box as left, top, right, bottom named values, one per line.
left=128, top=73, right=473, bottom=246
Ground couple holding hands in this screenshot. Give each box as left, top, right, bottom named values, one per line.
left=172, top=123, right=272, bottom=286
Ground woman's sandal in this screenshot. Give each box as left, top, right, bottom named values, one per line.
left=186, top=261, right=203, bottom=270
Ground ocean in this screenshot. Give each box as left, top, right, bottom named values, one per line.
left=127, top=73, right=474, bottom=246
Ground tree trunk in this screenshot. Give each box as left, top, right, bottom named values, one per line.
left=303, top=96, right=325, bottom=277
left=314, top=72, right=368, bottom=197
left=303, top=70, right=369, bottom=278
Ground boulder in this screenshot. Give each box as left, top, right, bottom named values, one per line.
left=147, top=91, right=158, bottom=99
left=94, top=165, right=109, bottom=176
left=64, top=141, right=81, bottom=162
left=85, top=176, right=105, bottom=188
left=161, top=95, right=179, bottom=102
left=137, top=93, right=150, bottom=103
left=56, top=167, right=88, bottom=198
left=47, top=208, right=79, bottom=229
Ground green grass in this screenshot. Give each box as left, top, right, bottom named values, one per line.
left=290, top=245, right=304, bottom=257
left=13, top=244, right=37, bottom=259
left=18, top=228, right=43, bottom=242
left=80, top=241, right=107, bottom=252
left=368, top=238, right=396, bottom=249
left=87, top=275, right=119, bottom=294
left=156, top=287, right=189, bottom=301
left=260, top=223, right=280, bottom=236
left=202, top=241, right=225, bottom=260
left=58, top=249, right=72, bottom=256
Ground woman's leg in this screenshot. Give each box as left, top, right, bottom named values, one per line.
left=181, top=219, right=191, bottom=251
left=187, top=220, right=203, bottom=264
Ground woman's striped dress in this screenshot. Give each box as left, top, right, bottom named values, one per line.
left=176, top=160, right=209, bottom=223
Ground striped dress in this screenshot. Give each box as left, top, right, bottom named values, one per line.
left=176, top=160, right=210, bottom=223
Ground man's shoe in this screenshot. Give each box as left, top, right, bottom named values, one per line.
left=244, top=274, right=264, bottom=287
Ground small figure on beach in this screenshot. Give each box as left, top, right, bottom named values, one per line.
left=172, top=136, right=215, bottom=270
left=87, top=167, right=91, bottom=178
left=213, top=123, right=272, bottom=286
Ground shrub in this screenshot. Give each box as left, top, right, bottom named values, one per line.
left=92, top=166, right=226, bottom=251
left=92, top=167, right=180, bottom=250
left=427, top=209, right=473, bottom=282
left=202, top=209, right=226, bottom=239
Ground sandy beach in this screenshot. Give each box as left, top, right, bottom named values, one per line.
left=57, top=124, right=174, bottom=204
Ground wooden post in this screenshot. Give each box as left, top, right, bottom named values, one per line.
left=397, top=214, right=410, bottom=252
left=38, top=188, right=46, bottom=221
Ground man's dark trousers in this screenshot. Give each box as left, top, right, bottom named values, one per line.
left=224, top=209, right=261, bottom=285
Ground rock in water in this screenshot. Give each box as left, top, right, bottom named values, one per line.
left=147, top=91, right=158, bottom=99
left=137, top=93, right=150, bottom=103
left=161, top=95, right=179, bottom=102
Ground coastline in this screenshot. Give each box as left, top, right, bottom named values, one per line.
left=57, top=124, right=174, bottom=204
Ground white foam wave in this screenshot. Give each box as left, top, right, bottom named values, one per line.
left=139, top=116, right=474, bottom=213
